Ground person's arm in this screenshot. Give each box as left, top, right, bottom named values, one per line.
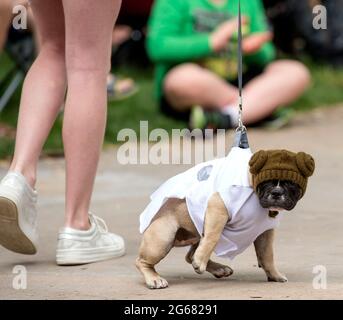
left=245, top=0, right=276, bottom=66
left=146, top=0, right=212, bottom=63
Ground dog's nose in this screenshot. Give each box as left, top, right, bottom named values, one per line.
left=271, top=189, right=283, bottom=198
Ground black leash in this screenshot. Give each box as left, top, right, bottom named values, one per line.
left=233, top=0, right=249, bottom=149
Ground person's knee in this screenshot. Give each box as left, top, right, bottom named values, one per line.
left=66, top=42, right=111, bottom=75
left=288, top=61, right=311, bottom=89
left=42, top=38, right=65, bottom=54
left=269, top=60, right=311, bottom=89
left=164, top=63, right=205, bottom=98
left=40, top=39, right=65, bottom=63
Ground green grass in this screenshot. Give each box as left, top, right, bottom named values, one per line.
left=287, top=63, right=343, bottom=111
left=0, top=52, right=342, bottom=159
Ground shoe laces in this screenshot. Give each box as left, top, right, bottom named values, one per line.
left=90, top=213, right=108, bottom=234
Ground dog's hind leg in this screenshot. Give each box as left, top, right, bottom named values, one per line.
left=185, top=243, right=198, bottom=264
left=186, top=243, right=233, bottom=278
left=136, top=215, right=178, bottom=289
left=206, top=260, right=233, bottom=279
left=254, top=229, right=288, bottom=282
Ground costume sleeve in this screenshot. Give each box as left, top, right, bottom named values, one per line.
left=218, top=186, right=254, bottom=221
left=146, top=0, right=213, bottom=63
left=245, top=0, right=276, bottom=67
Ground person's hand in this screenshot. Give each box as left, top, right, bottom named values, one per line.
left=242, top=31, right=273, bottom=54
left=210, top=17, right=247, bottom=53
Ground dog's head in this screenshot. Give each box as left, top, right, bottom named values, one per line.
left=249, top=150, right=315, bottom=211
left=256, top=179, right=301, bottom=211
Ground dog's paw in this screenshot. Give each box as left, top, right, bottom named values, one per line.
left=208, top=263, right=234, bottom=279
left=267, top=273, right=288, bottom=283
left=146, top=276, right=169, bottom=289
left=192, top=257, right=207, bottom=274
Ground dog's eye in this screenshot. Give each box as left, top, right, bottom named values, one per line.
left=282, top=181, right=302, bottom=197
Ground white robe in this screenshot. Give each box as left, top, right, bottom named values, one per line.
left=139, top=147, right=282, bottom=261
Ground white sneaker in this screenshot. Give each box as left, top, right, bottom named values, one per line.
left=56, top=213, right=125, bottom=265
left=0, top=171, right=38, bottom=254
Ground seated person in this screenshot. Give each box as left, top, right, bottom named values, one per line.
left=107, top=0, right=155, bottom=101
left=146, top=0, right=311, bottom=130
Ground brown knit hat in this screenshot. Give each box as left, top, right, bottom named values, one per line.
left=249, top=150, right=315, bottom=197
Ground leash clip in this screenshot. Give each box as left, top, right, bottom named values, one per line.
left=233, top=125, right=249, bottom=149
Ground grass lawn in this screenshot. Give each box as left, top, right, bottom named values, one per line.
left=0, top=51, right=343, bottom=159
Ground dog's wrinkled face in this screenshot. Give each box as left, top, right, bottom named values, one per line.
left=257, top=180, right=302, bottom=211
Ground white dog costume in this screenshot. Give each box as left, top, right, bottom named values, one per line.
left=139, top=147, right=282, bottom=261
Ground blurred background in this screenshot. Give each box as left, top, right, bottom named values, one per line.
left=0, top=0, right=342, bottom=158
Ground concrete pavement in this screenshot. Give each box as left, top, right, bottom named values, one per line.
left=0, top=106, right=343, bottom=299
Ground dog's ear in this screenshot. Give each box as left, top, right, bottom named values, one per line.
left=249, top=150, right=268, bottom=174
left=296, top=152, right=315, bottom=177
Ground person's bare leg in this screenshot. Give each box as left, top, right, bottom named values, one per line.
left=0, top=0, right=13, bottom=51
left=62, top=0, right=121, bottom=230
left=163, top=63, right=239, bottom=112
left=163, top=61, right=310, bottom=125
left=9, top=0, right=66, bottom=187
left=27, top=5, right=40, bottom=53
left=240, top=60, right=311, bottom=124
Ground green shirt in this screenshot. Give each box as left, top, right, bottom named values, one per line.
left=147, top=0, right=276, bottom=98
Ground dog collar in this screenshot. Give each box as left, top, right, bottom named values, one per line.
left=268, top=210, right=279, bottom=218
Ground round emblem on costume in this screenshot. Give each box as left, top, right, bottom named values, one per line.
left=197, top=165, right=213, bottom=181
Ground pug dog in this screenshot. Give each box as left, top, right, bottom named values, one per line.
left=136, top=148, right=315, bottom=289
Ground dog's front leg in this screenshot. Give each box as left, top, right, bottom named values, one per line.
left=254, top=229, right=288, bottom=282
left=192, top=192, right=229, bottom=274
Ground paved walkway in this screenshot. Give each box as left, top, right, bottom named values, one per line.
left=0, top=106, right=343, bottom=299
